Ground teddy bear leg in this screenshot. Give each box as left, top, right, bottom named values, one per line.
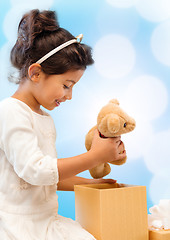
left=89, top=163, right=111, bottom=179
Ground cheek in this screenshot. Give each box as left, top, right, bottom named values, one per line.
left=47, top=85, right=65, bottom=99
left=35, top=83, right=53, bottom=101
left=36, top=78, right=65, bottom=100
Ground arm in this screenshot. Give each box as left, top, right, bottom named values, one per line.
left=57, top=176, right=117, bottom=191
left=57, top=130, right=126, bottom=181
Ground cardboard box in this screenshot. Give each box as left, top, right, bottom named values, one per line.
left=74, top=183, right=148, bottom=240
left=149, top=229, right=170, bottom=240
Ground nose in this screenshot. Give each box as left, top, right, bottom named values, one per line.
left=65, top=89, right=72, bottom=100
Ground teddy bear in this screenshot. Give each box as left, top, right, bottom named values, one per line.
left=85, top=99, right=136, bottom=179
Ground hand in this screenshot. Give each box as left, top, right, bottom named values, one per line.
left=89, top=178, right=117, bottom=184
left=113, top=140, right=126, bottom=161
left=90, top=130, right=126, bottom=164
left=118, top=140, right=125, bottom=153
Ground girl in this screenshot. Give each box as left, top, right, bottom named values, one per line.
left=0, top=9, right=126, bottom=240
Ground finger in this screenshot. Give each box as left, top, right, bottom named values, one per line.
left=93, top=129, right=100, bottom=139
left=115, top=136, right=121, bottom=143
left=118, top=141, right=125, bottom=152
left=105, top=178, right=117, bottom=184
left=93, top=129, right=99, bottom=136
left=108, top=136, right=121, bottom=144
left=118, top=150, right=126, bottom=158
left=99, top=178, right=117, bottom=184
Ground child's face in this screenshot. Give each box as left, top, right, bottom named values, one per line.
left=33, top=69, right=84, bottom=110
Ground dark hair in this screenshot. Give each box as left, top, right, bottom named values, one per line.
left=10, top=9, right=94, bottom=83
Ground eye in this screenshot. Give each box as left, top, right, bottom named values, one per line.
left=124, top=123, right=127, bottom=128
left=63, top=85, right=70, bottom=89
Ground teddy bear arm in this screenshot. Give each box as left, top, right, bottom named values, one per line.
left=85, top=125, right=97, bottom=151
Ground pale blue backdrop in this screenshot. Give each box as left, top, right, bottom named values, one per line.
left=1, top=0, right=170, bottom=220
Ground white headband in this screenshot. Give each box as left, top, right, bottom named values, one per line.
left=36, top=34, right=83, bottom=64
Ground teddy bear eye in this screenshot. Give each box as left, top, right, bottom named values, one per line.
left=124, top=123, right=127, bottom=127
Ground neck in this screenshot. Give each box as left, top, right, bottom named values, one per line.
left=12, top=82, right=42, bottom=115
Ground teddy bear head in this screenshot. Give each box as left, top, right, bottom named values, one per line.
left=97, top=99, right=136, bottom=138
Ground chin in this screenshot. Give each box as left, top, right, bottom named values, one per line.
left=42, top=104, right=54, bottom=111
left=47, top=107, right=55, bottom=111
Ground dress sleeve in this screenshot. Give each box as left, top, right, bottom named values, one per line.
left=0, top=103, right=59, bottom=186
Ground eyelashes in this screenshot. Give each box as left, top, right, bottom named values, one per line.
left=63, top=85, right=70, bottom=89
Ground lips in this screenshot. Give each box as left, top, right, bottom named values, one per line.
left=55, top=100, right=60, bottom=107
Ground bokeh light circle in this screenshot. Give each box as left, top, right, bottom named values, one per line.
left=144, top=129, right=170, bottom=176
left=149, top=175, right=170, bottom=204
left=106, top=0, right=136, bottom=8
left=135, top=0, right=170, bottom=22
left=151, top=21, right=170, bottom=66
left=93, top=34, right=136, bottom=79
left=124, top=75, right=168, bottom=121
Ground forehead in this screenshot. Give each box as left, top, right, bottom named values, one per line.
left=63, top=69, right=85, bottom=82
left=42, top=69, right=85, bottom=84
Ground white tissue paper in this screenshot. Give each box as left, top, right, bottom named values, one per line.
left=148, top=199, right=170, bottom=230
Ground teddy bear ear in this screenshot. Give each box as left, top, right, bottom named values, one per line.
left=109, top=99, right=119, bottom=105
left=98, top=113, right=120, bottom=135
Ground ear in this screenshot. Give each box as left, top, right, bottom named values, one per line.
left=28, top=63, right=42, bottom=82
left=107, top=113, right=120, bottom=134
left=109, top=99, right=119, bottom=105
left=98, top=114, right=120, bottom=136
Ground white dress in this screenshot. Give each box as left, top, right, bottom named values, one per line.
left=0, top=97, right=96, bottom=240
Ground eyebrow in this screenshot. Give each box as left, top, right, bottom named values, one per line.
left=66, top=80, right=76, bottom=84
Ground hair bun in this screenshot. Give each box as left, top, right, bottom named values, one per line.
left=18, top=9, right=60, bottom=49
left=11, top=9, right=60, bottom=71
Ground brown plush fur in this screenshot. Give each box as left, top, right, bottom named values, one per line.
left=85, top=99, right=136, bottom=179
